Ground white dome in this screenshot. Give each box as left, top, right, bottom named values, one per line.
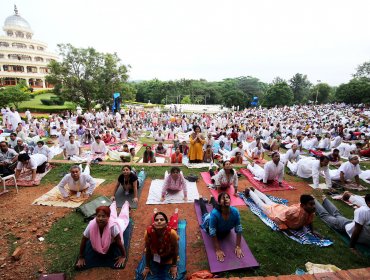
left=4, top=14, right=32, bottom=32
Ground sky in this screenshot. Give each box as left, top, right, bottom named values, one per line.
left=1, top=0, right=370, bottom=85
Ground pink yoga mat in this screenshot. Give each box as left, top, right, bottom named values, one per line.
left=194, top=200, right=259, bottom=273
left=239, top=168, right=296, bottom=192
left=200, top=172, right=246, bottom=206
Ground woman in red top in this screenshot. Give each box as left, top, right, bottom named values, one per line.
left=171, top=147, right=183, bottom=164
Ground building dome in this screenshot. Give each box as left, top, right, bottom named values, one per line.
left=3, top=6, right=32, bottom=33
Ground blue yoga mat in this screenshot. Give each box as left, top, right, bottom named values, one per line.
left=135, top=220, right=187, bottom=280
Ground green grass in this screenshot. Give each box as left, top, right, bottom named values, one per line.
left=18, top=93, right=75, bottom=112
left=43, top=163, right=370, bottom=278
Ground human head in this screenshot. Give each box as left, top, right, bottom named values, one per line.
left=365, top=194, right=370, bottom=207
left=10, top=133, right=17, bottom=140
left=223, top=160, right=232, bottom=171
left=130, top=147, right=135, bottom=156
left=300, top=194, right=315, bottom=213
left=18, top=153, right=30, bottom=163
left=271, top=152, right=280, bottom=164
left=170, top=166, right=181, bottom=179
left=175, top=147, right=180, bottom=154
left=342, top=191, right=352, bottom=201
left=145, top=146, right=152, bottom=152
left=95, top=135, right=101, bottom=143
left=332, top=149, right=339, bottom=156
left=0, top=141, right=9, bottom=152
left=70, top=165, right=81, bottom=180
left=319, top=155, right=330, bottom=167
left=17, top=139, right=24, bottom=146
left=292, top=144, right=297, bottom=151
left=235, top=152, right=242, bottom=158
left=193, top=125, right=201, bottom=133
left=348, top=155, right=359, bottom=166
left=95, top=206, right=110, bottom=228
left=237, top=142, right=242, bottom=149
left=217, top=192, right=231, bottom=207
left=122, top=165, right=131, bottom=176
left=69, top=135, right=75, bottom=142
left=153, top=212, right=168, bottom=229
left=37, top=140, right=44, bottom=148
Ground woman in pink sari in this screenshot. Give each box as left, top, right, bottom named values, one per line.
left=76, top=201, right=129, bottom=269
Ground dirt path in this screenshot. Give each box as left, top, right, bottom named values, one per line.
left=0, top=170, right=313, bottom=280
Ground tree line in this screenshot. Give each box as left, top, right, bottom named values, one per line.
left=27, top=44, right=367, bottom=109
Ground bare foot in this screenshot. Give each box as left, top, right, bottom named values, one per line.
left=174, top=208, right=179, bottom=214
left=153, top=208, right=158, bottom=214
left=244, top=188, right=250, bottom=197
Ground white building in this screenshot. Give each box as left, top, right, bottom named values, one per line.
left=0, top=6, right=58, bottom=89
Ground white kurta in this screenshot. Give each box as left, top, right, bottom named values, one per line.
left=296, top=157, right=332, bottom=188
left=331, top=161, right=361, bottom=181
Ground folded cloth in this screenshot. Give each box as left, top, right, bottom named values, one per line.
left=305, top=262, right=341, bottom=274
left=240, top=193, right=333, bottom=247
left=32, top=178, right=105, bottom=208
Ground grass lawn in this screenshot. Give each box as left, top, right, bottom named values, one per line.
left=18, top=93, right=75, bottom=112
left=43, top=164, right=370, bottom=278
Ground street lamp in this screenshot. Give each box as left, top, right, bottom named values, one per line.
left=315, top=80, right=321, bottom=104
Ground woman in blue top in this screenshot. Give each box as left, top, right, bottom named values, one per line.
left=199, top=192, right=244, bottom=262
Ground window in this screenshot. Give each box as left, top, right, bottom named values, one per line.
left=35, top=56, right=44, bottom=62
left=37, top=46, right=44, bottom=51
left=12, top=43, right=27, bottom=49
left=29, top=45, right=34, bottom=50
left=0, top=54, right=4, bottom=58
left=27, top=66, right=38, bottom=73
left=0, top=42, right=9, bottom=47
left=16, top=31, right=24, bottom=38
left=40, top=67, right=49, bottom=73
left=3, top=65, right=24, bottom=72
left=7, top=31, right=13, bottom=37
left=26, top=33, right=32, bottom=39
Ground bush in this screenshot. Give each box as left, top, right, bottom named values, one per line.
left=41, top=99, right=54, bottom=105
left=41, top=98, right=65, bottom=106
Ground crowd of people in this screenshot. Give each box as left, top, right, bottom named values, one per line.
left=1, top=102, right=370, bottom=277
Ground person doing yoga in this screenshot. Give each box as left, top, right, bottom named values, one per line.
left=245, top=188, right=317, bottom=231
left=161, top=167, right=187, bottom=202
left=111, top=165, right=140, bottom=204
left=315, top=195, right=370, bottom=250
left=76, top=203, right=127, bottom=269
left=210, top=160, right=239, bottom=196
left=199, top=192, right=244, bottom=262
left=142, top=209, right=179, bottom=279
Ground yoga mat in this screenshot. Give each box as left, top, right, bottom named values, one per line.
left=6, top=166, right=54, bottom=187
left=32, top=178, right=105, bottom=208
left=200, top=172, right=245, bottom=206
left=239, top=168, right=295, bottom=192
left=135, top=220, right=187, bottom=280
left=309, top=183, right=329, bottom=190
left=122, top=218, right=134, bottom=268
left=194, top=200, right=259, bottom=273
left=244, top=151, right=267, bottom=165
left=146, top=179, right=199, bottom=204
left=114, top=171, right=146, bottom=208
left=153, top=144, right=173, bottom=158
left=240, top=194, right=333, bottom=247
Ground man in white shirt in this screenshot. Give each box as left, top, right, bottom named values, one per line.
left=342, top=192, right=366, bottom=207
left=64, top=135, right=81, bottom=159
left=15, top=153, right=48, bottom=184
left=91, top=136, right=107, bottom=161
left=57, top=164, right=96, bottom=201
left=58, top=129, right=70, bottom=148
left=281, top=144, right=300, bottom=165
left=33, top=141, right=52, bottom=161
left=296, top=156, right=332, bottom=189
left=8, top=133, right=19, bottom=149
left=331, top=155, right=362, bottom=187
left=263, top=152, right=284, bottom=185
left=315, top=194, right=370, bottom=250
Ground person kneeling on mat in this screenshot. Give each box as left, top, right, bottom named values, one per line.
left=142, top=210, right=179, bottom=279
left=199, top=192, right=244, bottom=262
left=15, top=153, right=48, bottom=185
left=57, top=164, right=96, bottom=201
left=161, top=166, right=187, bottom=202
left=111, top=165, right=140, bottom=204
left=76, top=203, right=127, bottom=269
left=211, top=160, right=239, bottom=196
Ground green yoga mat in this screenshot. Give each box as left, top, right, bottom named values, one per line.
left=76, top=196, right=112, bottom=221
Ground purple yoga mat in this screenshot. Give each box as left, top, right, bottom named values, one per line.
left=194, top=200, right=259, bottom=273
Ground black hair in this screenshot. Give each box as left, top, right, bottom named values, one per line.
left=95, top=136, right=101, bottom=140
left=170, top=166, right=181, bottom=174
left=365, top=194, right=370, bottom=204
left=300, top=194, right=314, bottom=204
left=122, top=165, right=131, bottom=171
left=154, top=212, right=168, bottom=223
left=37, top=141, right=44, bottom=145
left=271, top=151, right=280, bottom=158
left=222, top=160, right=234, bottom=175
left=18, top=153, right=30, bottom=162
left=0, top=141, right=8, bottom=146
left=10, top=133, right=17, bottom=137
left=214, top=192, right=230, bottom=212
left=319, top=155, right=330, bottom=162
left=193, top=125, right=201, bottom=132
left=69, top=135, right=74, bottom=139
left=333, top=149, right=339, bottom=153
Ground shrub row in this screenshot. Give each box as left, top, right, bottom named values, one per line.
left=41, top=99, right=65, bottom=106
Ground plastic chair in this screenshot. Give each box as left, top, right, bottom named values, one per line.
left=0, top=174, right=18, bottom=194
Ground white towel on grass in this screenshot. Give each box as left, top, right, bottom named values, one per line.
left=146, top=179, right=199, bottom=204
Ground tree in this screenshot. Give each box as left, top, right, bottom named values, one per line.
left=0, top=82, right=30, bottom=109
left=121, top=83, right=137, bottom=101
left=262, top=82, right=294, bottom=107
left=46, top=44, right=129, bottom=110
left=335, top=78, right=370, bottom=104
left=180, top=95, right=191, bottom=104
left=353, top=61, right=370, bottom=80
left=289, top=73, right=312, bottom=103
left=309, top=83, right=331, bottom=104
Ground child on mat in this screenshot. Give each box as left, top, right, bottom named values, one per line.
left=198, top=192, right=244, bottom=262
left=76, top=202, right=128, bottom=269
left=142, top=209, right=179, bottom=279
left=161, top=167, right=187, bottom=202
